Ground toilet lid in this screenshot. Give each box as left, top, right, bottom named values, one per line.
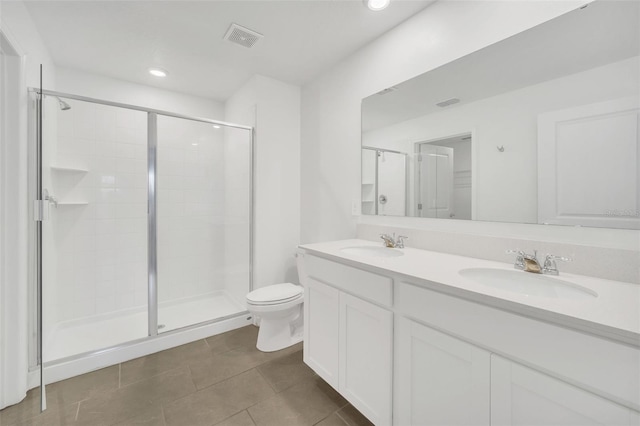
left=247, top=283, right=303, bottom=305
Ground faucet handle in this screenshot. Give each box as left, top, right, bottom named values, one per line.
left=506, top=249, right=526, bottom=270
left=542, top=254, right=572, bottom=275
left=546, top=254, right=572, bottom=262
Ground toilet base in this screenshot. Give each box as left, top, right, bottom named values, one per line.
left=255, top=306, right=303, bottom=352
left=257, top=324, right=303, bottom=352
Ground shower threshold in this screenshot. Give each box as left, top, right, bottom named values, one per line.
left=43, top=291, right=245, bottom=363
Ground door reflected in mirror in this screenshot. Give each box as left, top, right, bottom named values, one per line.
left=416, top=134, right=471, bottom=220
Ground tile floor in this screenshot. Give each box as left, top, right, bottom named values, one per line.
left=1, top=326, right=372, bottom=426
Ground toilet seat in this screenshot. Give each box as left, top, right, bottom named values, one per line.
left=246, top=283, right=303, bottom=306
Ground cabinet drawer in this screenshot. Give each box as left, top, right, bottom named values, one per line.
left=304, top=254, right=393, bottom=307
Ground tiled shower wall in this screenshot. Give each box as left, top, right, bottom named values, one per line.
left=49, top=98, right=228, bottom=323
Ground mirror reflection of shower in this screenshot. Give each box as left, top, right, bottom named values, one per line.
left=361, top=146, right=408, bottom=216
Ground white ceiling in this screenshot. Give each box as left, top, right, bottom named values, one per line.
left=24, top=0, right=435, bottom=101
left=362, top=0, right=640, bottom=132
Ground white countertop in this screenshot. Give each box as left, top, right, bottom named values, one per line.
left=300, top=239, right=640, bottom=346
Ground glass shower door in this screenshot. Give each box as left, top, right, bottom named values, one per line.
left=155, top=115, right=252, bottom=333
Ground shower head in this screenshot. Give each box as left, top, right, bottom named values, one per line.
left=56, top=97, right=71, bottom=111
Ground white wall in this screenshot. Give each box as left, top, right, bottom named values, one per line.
left=362, top=56, right=638, bottom=224
left=56, top=67, right=222, bottom=117
left=0, top=1, right=56, bottom=87
left=299, top=0, right=639, bottom=250
left=225, top=75, right=301, bottom=290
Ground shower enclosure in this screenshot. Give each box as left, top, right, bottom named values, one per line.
left=28, top=89, right=254, bottom=399
left=361, top=146, right=408, bottom=216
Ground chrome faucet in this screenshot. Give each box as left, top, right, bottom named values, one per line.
left=542, top=254, right=572, bottom=275
left=380, top=233, right=408, bottom=249
left=507, top=249, right=572, bottom=275
left=522, top=251, right=542, bottom=274
left=506, top=249, right=541, bottom=273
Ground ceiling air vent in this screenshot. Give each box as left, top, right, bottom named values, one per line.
left=377, top=86, right=399, bottom=95
left=223, top=23, right=263, bottom=48
left=436, top=98, right=460, bottom=108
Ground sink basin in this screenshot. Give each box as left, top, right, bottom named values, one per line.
left=459, top=268, right=597, bottom=299
left=341, top=246, right=404, bottom=258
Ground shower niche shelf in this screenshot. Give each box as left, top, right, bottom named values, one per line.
left=57, top=201, right=89, bottom=206
left=50, top=165, right=89, bottom=173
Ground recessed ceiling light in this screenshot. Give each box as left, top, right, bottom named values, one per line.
left=365, top=0, right=390, bottom=11
left=192, top=143, right=198, bottom=146
left=213, top=125, right=221, bottom=129
left=148, top=68, right=168, bottom=77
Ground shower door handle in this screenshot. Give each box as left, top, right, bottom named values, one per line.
left=34, top=189, right=56, bottom=221
left=33, top=199, right=50, bottom=221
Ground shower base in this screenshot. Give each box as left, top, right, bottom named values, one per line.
left=43, top=291, right=246, bottom=362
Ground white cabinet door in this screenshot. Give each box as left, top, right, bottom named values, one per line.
left=395, top=317, right=490, bottom=426
left=304, top=277, right=340, bottom=389
left=491, top=355, right=640, bottom=426
left=339, top=292, right=393, bottom=425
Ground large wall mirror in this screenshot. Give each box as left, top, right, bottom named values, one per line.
left=361, top=1, right=639, bottom=229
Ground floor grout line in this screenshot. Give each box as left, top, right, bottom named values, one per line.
left=118, top=363, right=121, bottom=388
left=242, top=362, right=319, bottom=418
left=210, top=408, right=246, bottom=426
left=335, top=409, right=351, bottom=426
left=254, top=365, right=278, bottom=393
left=246, top=408, right=258, bottom=426
left=186, top=364, right=198, bottom=391
left=118, top=364, right=192, bottom=391
left=160, top=404, right=167, bottom=426
left=74, top=401, right=81, bottom=421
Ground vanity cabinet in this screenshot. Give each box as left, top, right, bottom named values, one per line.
left=302, top=256, right=393, bottom=425
left=300, top=250, right=640, bottom=426
left=490, top=355, right=640, bottom=426
left=395, top=317, right=490, bottom=425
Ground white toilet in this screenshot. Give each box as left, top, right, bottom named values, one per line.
left=246, top=282, right=304, bottom=352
